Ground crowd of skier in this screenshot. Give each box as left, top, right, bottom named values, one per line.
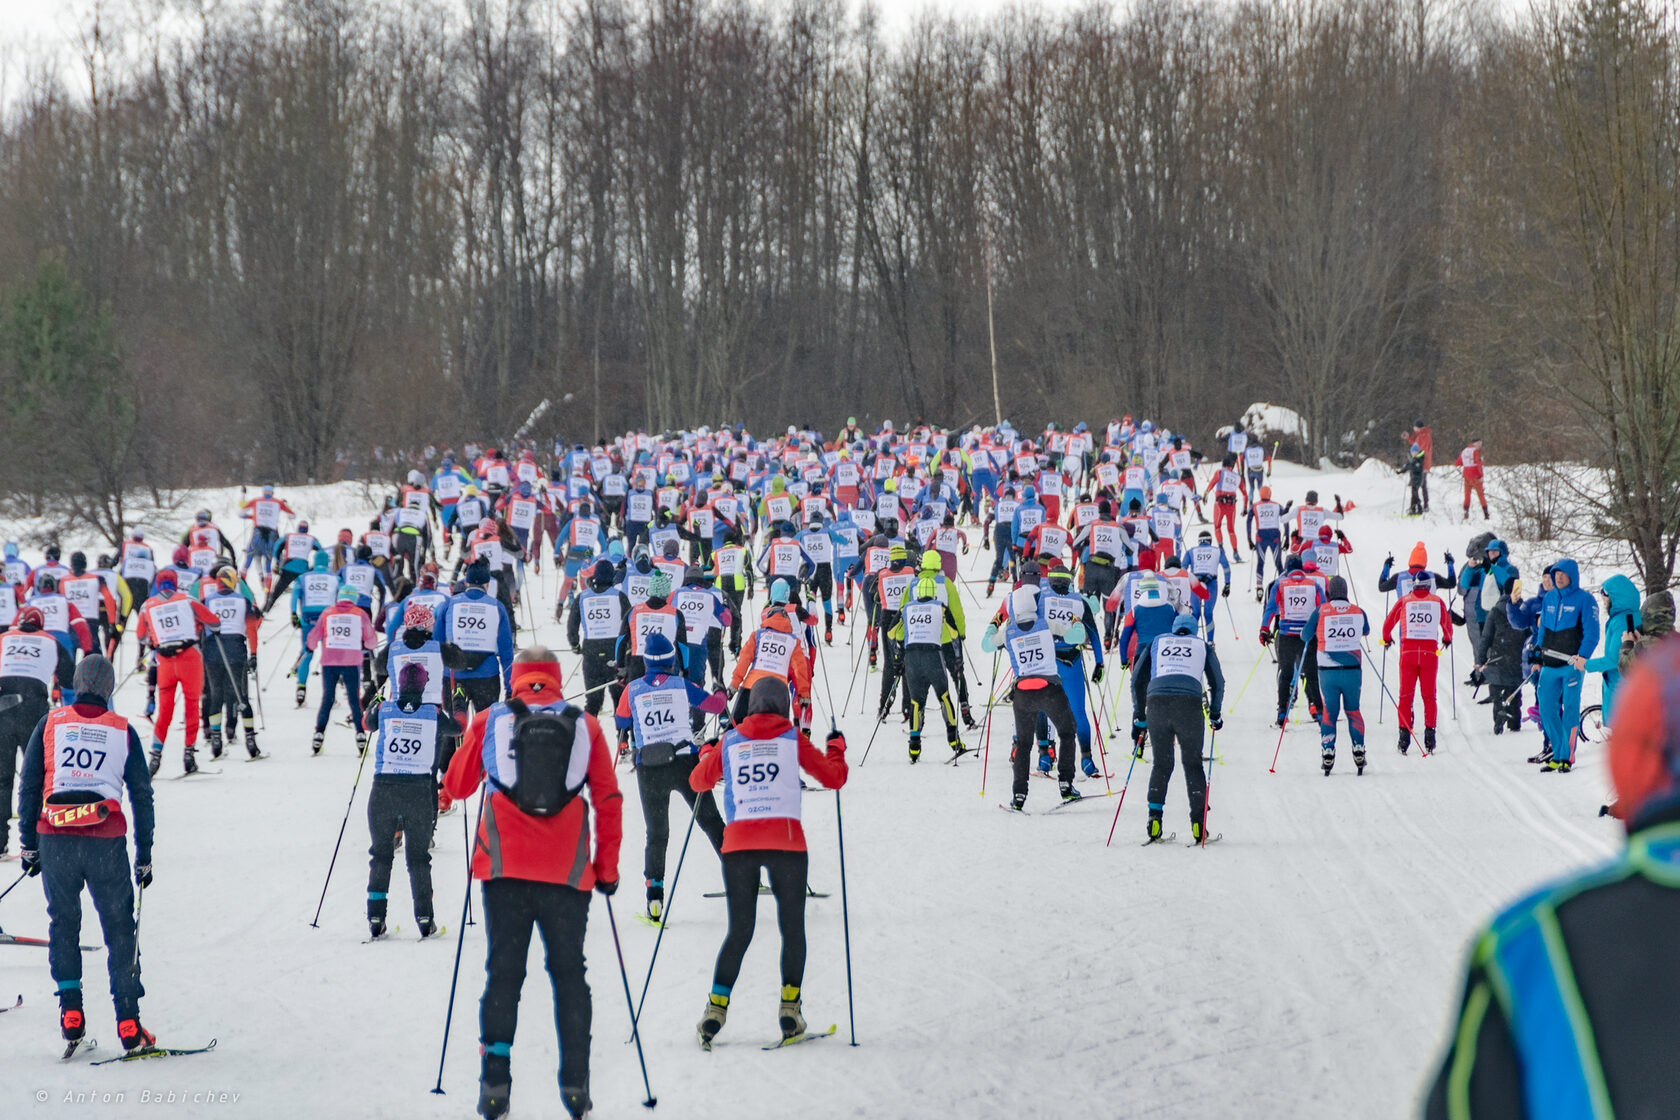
left=0, top=413, right=1674, bottom=1118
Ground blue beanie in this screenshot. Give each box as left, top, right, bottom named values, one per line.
left=1171, top=611, right=1197, bottom=635
left=643, top=632, right=675, bottom=671
left=770, top=578, right=790, bottom=605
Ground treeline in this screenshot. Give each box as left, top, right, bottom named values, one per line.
left=0, top=1, right=1676, bottom=528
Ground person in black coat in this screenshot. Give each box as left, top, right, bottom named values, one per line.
left=1476, top=574, right=1528, bottom=734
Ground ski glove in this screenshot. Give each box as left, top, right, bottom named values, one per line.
left=135, top=864, right=153, bottom=890
left=1091, top=664, right=1104, bottom=684
left=1209, top=717, right=1223, bottom=732
left=20, top=849, right=40, bottom=877
left=595, top=878, right=618, bottom=897
left=291, top=615, right=302, bottom=629
left=1257, top=628, right=1273, bottom=647
left=1444, top=552, right=1455, bottom=565
left=1221, top=584, right=1230, bottom=599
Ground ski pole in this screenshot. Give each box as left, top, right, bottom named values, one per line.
left=1199, top=729, right=1218, bottom=845
left=1223, top=593, right=1239, bottom=642
left=430, top=776, right=489, bottom=1095
left=979, top=648, right=999, bottom=797
left=0, top=868, right=27, bottom=906
left=858, top=670, right=900, bottom=766
left=1229, top=643, right=1267, bottom=710
left=835, top=787, right=859, bottom=1047
left=1378, top=641, right=1391, bottom=725
left=1104, top=732, right=1143, bottom=847
left=132, top=869, right=145, bottom=969
left=605, top=897, right=659, bottom=1108
left=630, top=793, right=702, bottom=1032
left=1269, top=650, right=1307, bottom=773
left=309, top=733, right=375, bottom=928
left=1082, top=668, right=1113, bottom=795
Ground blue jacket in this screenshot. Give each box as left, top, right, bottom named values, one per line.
left=1506, top=558, right=1599, bottom=665
left=434, top=588, right=514, bottom=688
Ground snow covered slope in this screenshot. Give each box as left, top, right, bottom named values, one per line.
left=0, top=462, right=1621, bottom=1119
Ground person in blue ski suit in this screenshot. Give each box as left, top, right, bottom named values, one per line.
left=1506, top=557, right=1599, bottom=770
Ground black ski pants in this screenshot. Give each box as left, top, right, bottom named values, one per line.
left=1145, top=692, right=1208, bottom=828
left=712, top=849, right=809, bottom=992
left=479, top=878, right=592, bottom=1092
left=367, top=777, right=436, bottom=924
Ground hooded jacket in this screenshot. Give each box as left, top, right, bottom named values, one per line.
left=1619, top=590, right=1675, bottom=675
left=1506, top=558, right=1600, bottom=665
left=1478, top=581, right=1530, bottom=688
left=442, top=657, right=623, bottom=889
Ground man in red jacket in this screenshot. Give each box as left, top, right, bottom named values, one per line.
left=443, top=646, right=622, bottom=1120
left=688, top=677, right=847, bottom=1048
left=1382, top=580, right=1453, bottom=756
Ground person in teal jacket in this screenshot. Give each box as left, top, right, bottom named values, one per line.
left=1584, top=574, right=1641, bottom=721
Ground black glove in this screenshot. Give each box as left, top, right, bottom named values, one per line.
left=1258, top=628, right=1273, bottom=647
left=1210, top=716, right=1223, bottom=732
left=21, top=849, right=41, bottom=877
left=1221, top=584, right=1230, bottom=599
left=1444, top=551, right=1455, bottom=565
left=135, top=863, right=153, bottom=889
left=826, top=730, right=847, bottom=753
left=291, top=614, right=302, bottom=630
left=595, top=878, right=618, bottom=897
left=1091, top=664, right=1104, bottom=684
left=1384, top=553, right=1394, bottom=567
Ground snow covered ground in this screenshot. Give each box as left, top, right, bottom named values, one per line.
left=0, top=460, right=1623, bottom=1119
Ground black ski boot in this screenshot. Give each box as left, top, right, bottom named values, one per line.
left=961, top=703, right=977, bottom=730
left=59, top=995, right=84, bottom=1042
left=561, top=1084, right=592, bottom=1119
left=245, top=727, right=261, bottom=758
left=1059, top=781, right=1081, bottom=803
left=1321, top=747, right=1335, bottom=775
left=417, top=915, right=439, bottom=939
left=147, top=746, right=162, bottom=777
left=182, top=746, right=198, bottom=775
left=1397, top=728, right=1410, bottom=756
left=908, top=736, right=921, bottom=763
left=1422, top=727, right=1437, bottom=756
left=311, top=730, right=324, bottom=756
left=477, top=1050, right=511, bottom=1119
left=1353, top=747, right=1367, bottom=775
left=295, top=685, right=307, bottom=708
left=206, top=727, right=224, bottom=760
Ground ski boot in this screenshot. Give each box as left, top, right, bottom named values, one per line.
left=144, top=693, right=155, bottom=719
left=367, top=918, right=387, bottom=940
left=417, top=915, right=440, bottom=939
left=117, top=1018, right=156, bottom=1053
left=206, top=727, right=224, bottom=760
left=779, top=985, right=806, bottom=1039
left=1397, top=728, right=1411, bottom=756
left=60, top=996, right=84, bottom=1042
left=561, top=1085, right=592, bottom=1119
left=836, top=604, right=846, bottom=625
left=1007, top=792, right=1027, bottom=812
left=698, top=992, right=729, bottom=1048
left=311, top=730, right=325, bottom=756
left=1528, top=745, right=1553, bottom=765
left=961, top=703, right=977, bottom=730
left=1307, top=703, right=1322, bottom=723
left=824, top=627, right=833, bottom=645
left=1273, top=713, right=1289, bottom=730
left=985, top=579, right=996, bottom=597
left=1080, top=753, right=1099, bottom=779
left=1191, top=821, right=1213, bottom=844
left=356, top=731, right=368, bottom=756
left=147, top=746, right=162, bottom=777
left=182, top=747, right=198, bottom=775
left=1231, top=550, right=1244, bottom=563
left=1146, top=815, right=1165, bottom=842
left=245, top=727, right=261, bottom=758
left=1255, top=585, right=1264, bottom=603
left=1422, top=727, right=1437, bottom=756
left=1321, top=747, right=1335, bottom=775
left=1059, top=781, right=1081, bottom=803
left=477, top=1048, right=512, bottom=1119
left=295, top=686, right=307, bottom=708
left=646, top=880, right=664, bottom=924
left=1353, top=747, right=1367, bottom=775
left=908, top=736, right=922, bottom=764
left=1037, top=745, right=1053, bottom=774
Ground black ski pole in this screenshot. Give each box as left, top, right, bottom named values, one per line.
left=835, top=786, right=858, bottom=1047
left=605, top=896, right=658, bottom=1108
left=309, top=734, right=374, bottom=928
left=431, top=783, right=487, bottom=1095
left=0, top=868, right=27, bottom=906
left=630, top=792, right=701, bottom=1035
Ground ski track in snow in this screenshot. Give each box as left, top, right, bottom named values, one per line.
left=0, top=463, right=1620, bottom=1118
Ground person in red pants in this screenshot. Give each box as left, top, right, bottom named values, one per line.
left=132, top=569, right=219, bottom=777
left=1458, top=438, right=1489, bottom=520
left=1381, top=578, right=1453, bottom=756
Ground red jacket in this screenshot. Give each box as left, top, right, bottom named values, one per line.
left=443, top=657, right=622, bottom=889
left=689, top=713, right=847, bottom=853
left=1382, top=588, right=1453, bottom=653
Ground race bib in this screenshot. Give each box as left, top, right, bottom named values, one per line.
left=451, top=601, right=499, bottom=652
left=324, top=613, right=361, bottom=651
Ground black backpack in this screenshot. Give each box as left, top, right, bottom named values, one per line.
left=490, top=699, right=583, bottom=818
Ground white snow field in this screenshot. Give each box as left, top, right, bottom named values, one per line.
left=0, top=460, right=1621, bottom=1119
